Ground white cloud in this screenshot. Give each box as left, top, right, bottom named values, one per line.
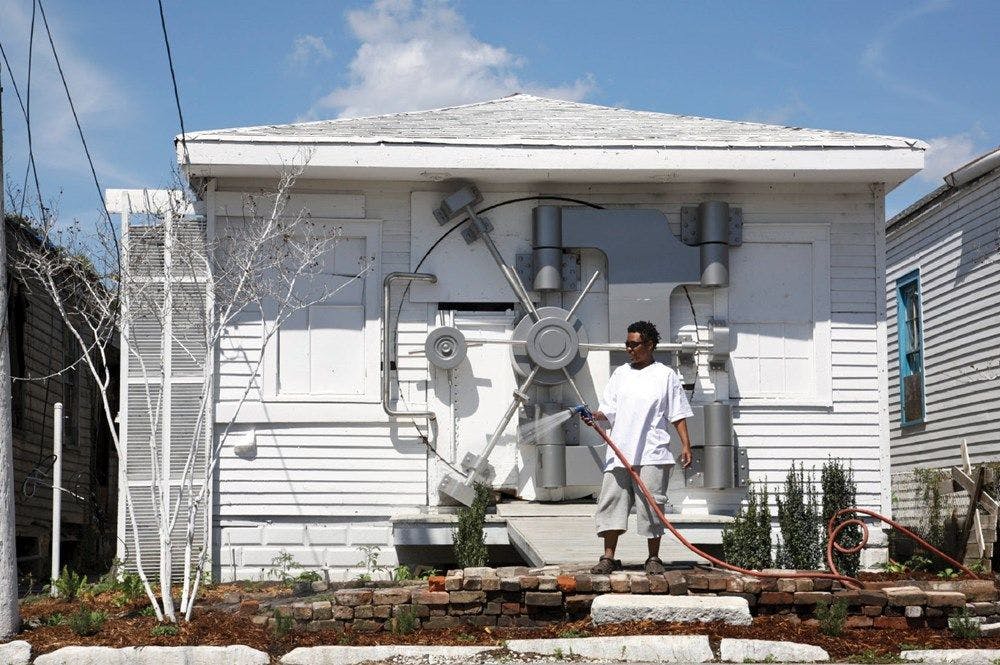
left=744, top=94, right=809, bottom=126
left=288, top=35, right=333, bottom=69
left=919, top=133, right=982, bottom=183
left=306, top=0, right=594, bottom=119
left=0, top=0, right=129, bottom=207
left=861, top=0, right=951, bottom=106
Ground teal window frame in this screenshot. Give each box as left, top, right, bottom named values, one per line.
left=896, top=269, right=925, bottom=426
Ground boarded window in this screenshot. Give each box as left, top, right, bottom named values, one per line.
left=273, top=234, right=374, bottom=398
left=896, top=271, right=925, bottom=425
left=728, top=225, right=831, bottom=404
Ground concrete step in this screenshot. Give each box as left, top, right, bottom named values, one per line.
left=591, top=593, right=752, bottom=626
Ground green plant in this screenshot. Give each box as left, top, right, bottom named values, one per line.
left=272, top=609, right=295, bottom=638
left=905, top=554, right=932, bottom=572
left=138, top=605, right=157, bottom=617
left=453, top=483, right=491, bottom=567
left=151, top=623, right=179, bottom=637
left=723, top=482, right=773, bottom=569
left=355, top=545, right=387, bottom=582
left=557, top=628, right=590, bottom=638
left=269, top=550, right=299, bottom=584
left=937, top=567, right=960, bottom=580
left=295, top=570, right=322, bottom=583
left=392, top=605, right=420, bottom=635
left=822, top=459, right=861, bottom=577
left=67, top=607, right=107, bottom=636
left=847, top=650, right=905, bottom=664
left=775, top=464, right=822, bottom=570
left=456, top=632, right=476, bottom=643
left=949, top=607, right=981, bottom=639
left=53, top=566, right=89, bottom=601
left=816, top=599, right=849, bottom=637
left=418, top=567, right=440, bottom=580
left=881, top=559, right=908, bottom=574
left=969, top=559, right=989, bottom=574
left=552, top=647, right=565, bottom=660
left=391, top=565, right=414, bottom=582
left=913, top=467, right=947, bottom=549
left=43, top=613, right=65, bottom=627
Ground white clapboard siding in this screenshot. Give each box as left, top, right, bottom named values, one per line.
left=887, top=167, right=1000, bottom=472
left=121, top=215, right=210, bottom=580
left=207, top=182, right=888, bottom=566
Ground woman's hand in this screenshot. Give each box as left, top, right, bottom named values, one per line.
left=582, top=410, right=606, bottom=427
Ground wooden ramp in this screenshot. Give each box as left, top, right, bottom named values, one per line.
left=497, top=502, right=731, bottom=567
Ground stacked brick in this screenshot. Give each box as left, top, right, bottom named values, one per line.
left=245, top=566, right=1000, bottom=634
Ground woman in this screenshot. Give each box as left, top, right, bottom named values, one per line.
left=583, top=320, right=694, bottom=575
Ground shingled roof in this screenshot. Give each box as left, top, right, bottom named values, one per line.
left=185, top=94, right=924, bottom=150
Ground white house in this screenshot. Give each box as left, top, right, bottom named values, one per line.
left=886, top=147, right=1000, bottom=533
left=110, top=95, right=924, bottom=581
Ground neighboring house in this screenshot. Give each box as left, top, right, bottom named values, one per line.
left=4, top=215, right=120, bottom=580
left=110, top=95, right=924, bottom=581
left=886, top=147, right=1000, bottom=526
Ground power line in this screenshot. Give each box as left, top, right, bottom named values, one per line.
left=157, top=0, right=190, bottom=168
left=0, top=35, right=44, bottom=217
left=19, top=0, right=38, bottom=217
left=36, top=0, right=120, bottom=261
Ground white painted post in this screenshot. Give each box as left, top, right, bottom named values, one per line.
left=50, top=402, right=63, bottom=597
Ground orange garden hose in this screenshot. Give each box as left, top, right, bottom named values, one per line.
left=585, top=417, right=978, bottom=589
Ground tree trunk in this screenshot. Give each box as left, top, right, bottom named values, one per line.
left=0, top=70, right=23, bottom=638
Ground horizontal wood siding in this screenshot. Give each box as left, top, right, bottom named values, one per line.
left=886, top=169, right=1000, bottom=472
left=209, top=181, right=888, bottom=575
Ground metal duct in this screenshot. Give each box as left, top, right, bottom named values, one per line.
left=536, top=402, right=567, bottom=488
left=701, top=401, right=734, bottom=489
left=532, top=206, right=563, bottom=291
left=697, top=201, right=731, bottom=287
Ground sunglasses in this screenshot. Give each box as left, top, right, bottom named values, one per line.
left=624, top=340, right=646, bottom=349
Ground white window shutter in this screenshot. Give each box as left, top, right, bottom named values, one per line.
left=122, top=213, right=210, bottom=580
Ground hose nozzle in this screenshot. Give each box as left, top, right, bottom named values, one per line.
left=568, top=404, right=593, bottom=420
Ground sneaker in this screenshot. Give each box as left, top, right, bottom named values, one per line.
left=644, top=556, right=666, bottom=574
left=590, top=556, right=621, bottom=574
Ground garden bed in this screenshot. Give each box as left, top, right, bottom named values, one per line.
left=12, top=566, right=1000, bottom=662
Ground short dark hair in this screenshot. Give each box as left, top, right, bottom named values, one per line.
left=627, top=320, right=660, bottom=347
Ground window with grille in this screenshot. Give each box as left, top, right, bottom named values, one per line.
left=896, top=270, right=925, bottom=426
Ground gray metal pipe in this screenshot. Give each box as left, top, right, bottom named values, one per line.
left=382, top=272, right=438, bottom=420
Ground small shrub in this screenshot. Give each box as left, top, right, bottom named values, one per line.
left=881, top=560, right=907, bottom=574
left=151, top=623, right=179, bottom=637
left=453, top=483, right=491, bottom=568
left=816, top=599, right=849, bottom=637
left=53, top=566, right=88, bottom=601
left=43, top=613, right=65, bottom=627
left=355, top=545, right=386, bottom=583
left=68, top=607, right=107, bottom=636
left=776, top=464, right=822, bottom=570
left=949, top=607, right=981, bottom=639
left=391, top=605, right=419, bottom=635
left=822, top=459, right=861, bottom=577
left=392, top=565, right=414, bottom=582
left=272, top=609, right=295, bottom=638
left=913, top=467, right=948, bottom=549
left=905, top=554, right=932, bottom=572
left=937, top=567, right=960, bottom=580
left=557, top=628, right=590, bottom=638
left=722, top=482, right=772, bottom=569
left=138, top=605, right=157, bottom=617
left=295, top=570, right=321, bottom=583
left=418, top=567, right=440, bottom=580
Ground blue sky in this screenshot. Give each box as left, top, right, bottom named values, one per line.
left=1, top=0, right=998, bottom=230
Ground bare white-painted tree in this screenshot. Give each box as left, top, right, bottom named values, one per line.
left=14, top=155, right=370, bottom=621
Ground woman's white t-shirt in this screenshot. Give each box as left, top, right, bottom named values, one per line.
left=597, top=361, right=694, bottom=469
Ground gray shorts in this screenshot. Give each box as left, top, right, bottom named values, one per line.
left=595, top=465, right=672, bottom=539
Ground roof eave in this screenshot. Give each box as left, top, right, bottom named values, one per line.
left=179, top=141, right=924, bottom=188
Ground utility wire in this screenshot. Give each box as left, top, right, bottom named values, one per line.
left=157, top=0, right=190, bottom=168
left=0, top=35, right=44, bottom=217
left=36, top=0, right=120, bottom=261
left=19, top=0, right=38, bottom=217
